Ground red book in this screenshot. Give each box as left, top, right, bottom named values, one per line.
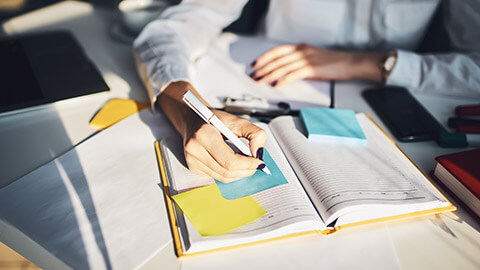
left=455, top=104, right=480, bottom=116
left=456, top=125, right=480, bottom=134
left=432, top=149, right=480, bottom=221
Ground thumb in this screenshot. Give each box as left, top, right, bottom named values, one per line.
left=215, top=110, right=267, bottom=159
left=236, top=120, right=267, bottom=159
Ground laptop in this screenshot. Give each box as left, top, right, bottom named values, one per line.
left=0, top=31, right=109, bottom=114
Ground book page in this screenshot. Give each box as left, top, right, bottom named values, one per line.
left=269, top=114, right=449, bottom=226
left=160, top=124, right=324, bottom=254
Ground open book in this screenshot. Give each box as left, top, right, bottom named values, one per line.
left=155, top=113, right=455, bottom=257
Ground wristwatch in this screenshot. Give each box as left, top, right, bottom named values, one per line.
left=381, top=51, right=397, bottom=83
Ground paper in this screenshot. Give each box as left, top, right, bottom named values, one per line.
left=192, top=33, right=331, bottom=110
left=215, top=150, right=288, bottom=200
left=89, top=98, right=149, bottom=130
left=172, top=184, right=266, bottom=236
left=300, top=108, right=366, bottom=144
left=0, top=110, right=176, bottom=269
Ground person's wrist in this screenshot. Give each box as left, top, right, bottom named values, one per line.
left=348, top=52, right=385, bottom=83
left=159, top=81, right=206, bottom=139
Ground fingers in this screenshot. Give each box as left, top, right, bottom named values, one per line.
left=184, top=123, right=263, bottom=183
left=187, top=153, right=257, bottom=183
left=251, top=43, right=313, bottom=86
left=251, top=51, right=304, bottom=80
left=256, top=60, right=310, bottom=85
left=236, top=120, right=267, bottom=158
left=274, top=66, right=314, bottom=87
left=252, top=44, right=298, bottom=70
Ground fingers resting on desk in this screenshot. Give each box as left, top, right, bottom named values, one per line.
left=250, top=43, right=384, bottom=87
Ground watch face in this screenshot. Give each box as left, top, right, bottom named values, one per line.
left=384, top=56, right=396, bottom=71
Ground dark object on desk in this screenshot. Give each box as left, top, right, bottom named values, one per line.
left=329, top=80, right=335, bottom=109
left=455, top=104, right=480, bottom=117
left=222, top=96, right=297, bottom=118
left=362, top=86, right=444, bottom=142
left=448, top=117, right=480, bottom=134
left=431, top=149, right=480, bottom=223
left=0, top=31, right=109, bottom=114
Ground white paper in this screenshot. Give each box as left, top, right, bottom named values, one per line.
left=193, top=34, right=331, bottom=110
left=0, top=110, right=176, bottom=270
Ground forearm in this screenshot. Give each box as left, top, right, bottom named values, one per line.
left=134, top=1, right=248, bottom=106
left=388, top=50, right=480, bottom=97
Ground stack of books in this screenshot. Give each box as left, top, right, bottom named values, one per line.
left=432, top=149, right=480, bottom=222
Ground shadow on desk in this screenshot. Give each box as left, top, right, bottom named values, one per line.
left=0, top=106, right=112, bottom=269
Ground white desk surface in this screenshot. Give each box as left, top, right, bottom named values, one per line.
left=1, top=1, right=479, bottom=269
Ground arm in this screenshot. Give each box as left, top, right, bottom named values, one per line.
left=133, top=0, right=248, bottom=104
left=134, top=1, right=266, bottom=182
left=387, top=0, right=480, bottom=97
left=250, top=1, right=480, bottom=97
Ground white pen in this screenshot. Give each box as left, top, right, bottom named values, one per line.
left=182, top=91, right=271, bottom=175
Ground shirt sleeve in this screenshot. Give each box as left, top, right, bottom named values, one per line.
left=133, top=0, right=248, bottom=106
left=387, top=0, right=480, bottom=98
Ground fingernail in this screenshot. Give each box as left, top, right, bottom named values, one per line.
left=249, top=71, right=255, bottom=78
left=254, top=75, right=264, bottom=81
left=271, top=81, right=278, bottom=87
left=256, top=147, right=264, bottom=160
left=257, top=163, right=266, bottom=170
left=251, top=60, right=256, bottom=67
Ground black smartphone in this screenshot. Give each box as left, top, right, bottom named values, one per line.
left=362, top=86, right=444, bottom=142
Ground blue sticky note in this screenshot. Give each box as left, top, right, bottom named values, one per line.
left=215, top=150, right=288, bottom=200
left=300, top=108, right=366, bottom=144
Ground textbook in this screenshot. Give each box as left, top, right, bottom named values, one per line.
left=432, top=149, right=480, bottom=222
left=155, top=113, right=455, bottom=257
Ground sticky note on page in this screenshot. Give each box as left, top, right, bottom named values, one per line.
left=172, top=184, right=266, bottom=236
left=300, top=108, right=366, bottom=144
left=215, top=149, right=288, bottom=200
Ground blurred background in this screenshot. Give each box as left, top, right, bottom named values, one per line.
left=0, top=0, right=180, bottom=21
left=0, top=0, right=450, bottom=52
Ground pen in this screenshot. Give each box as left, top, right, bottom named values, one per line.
left=329, top=80, right=335, bottom=109
left=182, top=91, right=272, bottom=175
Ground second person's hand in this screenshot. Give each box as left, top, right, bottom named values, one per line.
left=250, top=43, right=384, bottom=87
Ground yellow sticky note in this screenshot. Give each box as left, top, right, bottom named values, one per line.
left=89, top=98, right=149, bottom=130
left=172, top=184, right=267, bottom=236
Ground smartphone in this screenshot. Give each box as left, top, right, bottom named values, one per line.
left=362, top=86, right=444, bottom=142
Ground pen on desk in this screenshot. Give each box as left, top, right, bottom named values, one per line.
left=182, top=91, right=272, bottom=175
left=329, top=80, right=335, bottom=108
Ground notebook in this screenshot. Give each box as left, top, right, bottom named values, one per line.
left=156, top=113, right=455, bottom=257
left=431, top=149, right=480, bottom=222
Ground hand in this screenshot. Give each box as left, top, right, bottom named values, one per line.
left=250, top=43, right=384, bottom=87
left=183, top=109, right=266, bottom=183
left=158, top=81, right=266, bottom=183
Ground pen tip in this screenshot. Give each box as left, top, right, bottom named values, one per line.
left=263, top=167, right=272, bottom=175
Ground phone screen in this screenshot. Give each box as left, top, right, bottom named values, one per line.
left=362, top=86, right=444, bottom=142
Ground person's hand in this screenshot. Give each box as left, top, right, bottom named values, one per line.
left=250, top=43, right=384, bottom=87
left=158, top=81, right=266, bottom=183
left=183, top=109, right=266, bottom=183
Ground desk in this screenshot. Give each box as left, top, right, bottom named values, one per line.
left=1, top=1, right=479, bottom=269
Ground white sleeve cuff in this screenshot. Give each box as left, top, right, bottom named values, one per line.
left=133, top=51, right=192, bottom=110
left=386, top=50, right=422, bottom=90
